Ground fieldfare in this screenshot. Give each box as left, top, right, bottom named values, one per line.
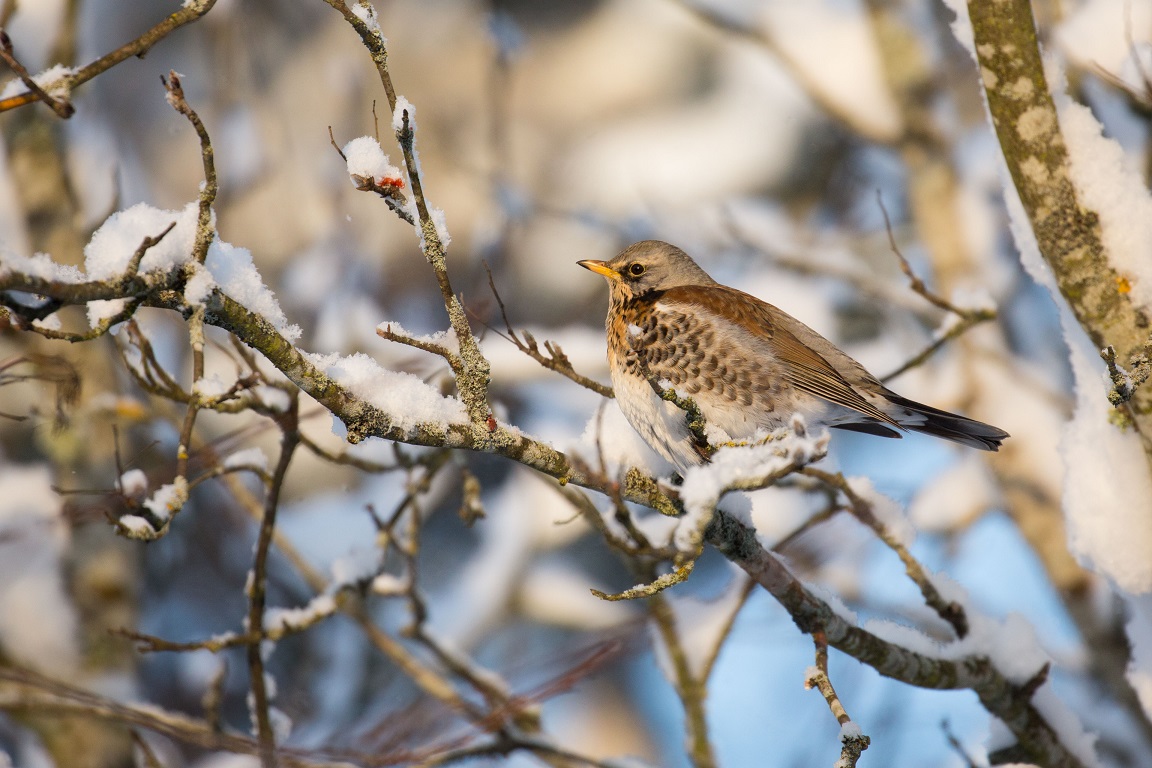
left=580, top=240, right=1008, bottom=472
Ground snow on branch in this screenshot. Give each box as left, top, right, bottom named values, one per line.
left=0, top=6, right=1115, bottom=765
left=965, top=0, right=1152, bottom=463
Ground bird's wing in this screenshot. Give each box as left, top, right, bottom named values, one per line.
left=659, top=285, right=900, bottom=427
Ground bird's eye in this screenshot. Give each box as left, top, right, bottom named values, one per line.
left=628, top=263, right=646, bottom=277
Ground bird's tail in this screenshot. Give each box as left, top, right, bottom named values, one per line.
left=883, top=393, right=1009, bottom=452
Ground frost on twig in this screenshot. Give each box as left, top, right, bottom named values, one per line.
left=678, top=420, right=830, bottom=559
left=590, top=561, right=695, bottom=601
left=322, top=14, right=493, bottom=425
left=376, top=321, right=461, bottom=374
left=593, top=423, right=829, bottom=602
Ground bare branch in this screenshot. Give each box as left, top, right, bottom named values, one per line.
left=162, top=71, right=216, bottom=266
left=805, top=631, right=870, bottom=767
left=0, top=1, right=219, bottom=115
left=246, top=398, right=300, bottom=768
left=481, top=264, right=614, bottom=397
left=875, top=192, right=997, bottom=382
left=708, top=510, right=1081, bottom=767
left=801, top=466, right=968, bottom=638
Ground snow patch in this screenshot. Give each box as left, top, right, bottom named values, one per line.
left=341, top=136, right=402, bottom=186
left=308, top=351, right=468, bottom=433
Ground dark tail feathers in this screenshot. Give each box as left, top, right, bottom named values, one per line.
left=883, top=393, right=1009, bottom=451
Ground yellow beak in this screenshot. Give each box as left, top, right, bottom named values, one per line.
left=578, top=260, right=620, bottom=280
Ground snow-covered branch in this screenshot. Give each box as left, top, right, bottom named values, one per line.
left=967, top=0, right=1152, bottom=461
left=4, top=1, right=1150, bottom=765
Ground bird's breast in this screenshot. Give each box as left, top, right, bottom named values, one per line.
left=605, top=299, right=807, bottom=442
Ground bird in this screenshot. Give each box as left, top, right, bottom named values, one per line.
left=579, top=240, right=1008, bottom=472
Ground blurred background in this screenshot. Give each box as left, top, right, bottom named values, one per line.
left=1, top=0, right=1149, bottom=765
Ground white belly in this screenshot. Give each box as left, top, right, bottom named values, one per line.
left=608, top=367, right=697, bottom=472
left=609, top=366, right=774, bottom=473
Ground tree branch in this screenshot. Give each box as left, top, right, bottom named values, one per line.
left=706, top=510, right=1086, bottom=768
left=968, top=0, right=1152, bottom=460
left=0, top=1, right=218, bottom=115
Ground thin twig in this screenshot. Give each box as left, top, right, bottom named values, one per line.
left=298, top=432, right=403, bottom=473
left=0, top=2, right=219, bottom=114
left=942, top=719, right=980, bottom=768
left=880, top=312, right=993, bottom=383
left=648, top=592, right=716, bottom=768
left=224, top=445, right=494, bottom=726
left=0, top=354, right=80, bottom=431
left=1, top=223, right=175, bottom=341
left=548, top=472, right=678, bottom=560
left=801, top=466, right=969, bottom=638
left=805, top=631, right=870, bottom=767
left=632, top=349, right=711, bottom=462
left=162, top=71, right=216, bottom=265
left=591, top=562, right=695, bottom=601
left=0, top=29, right=74, bottom=117
left=329, top=126, right=414, bottom=223
left=667, top=0, right=896, bottom=143
left=377, top=323, right=462, bottom=373
left=877, top=192, right=963, bottom=315
left=322, top=0, right=492, bottom=425
left=116, top=594, right=334, bottom=653
left=875, top=192, right=996, bottom=382
left=126, top=222, right=178, bottom=278
left=175, top=305, right=206, bottom=491
left=479, top=263, right=613, bottom=397
left=771, top=493, right=846, bottom=553
left=806, top=632, right=852, bottom=726
left=131, top=731, right=166, bottom=768
left=0, top=665, right=335, bottom=767
left=697, top=577, right=756, bottom=681
left=246, top=397, right=300, bottom=768
left=1102, top=338, right=1152, bottom=407
left=203, top=659, right=227, bottom=734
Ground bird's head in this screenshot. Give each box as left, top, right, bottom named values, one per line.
left=578, top=240, right=716, bottom=301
